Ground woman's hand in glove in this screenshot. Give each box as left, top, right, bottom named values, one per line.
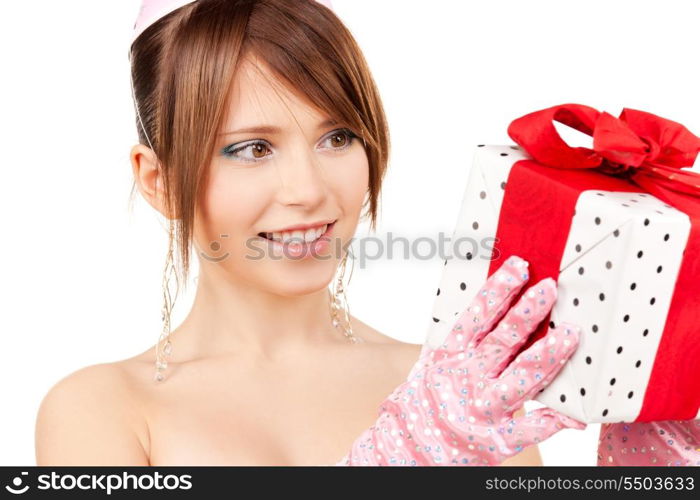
left=335, top=254, right=586, bottom=466
left=598, top=419, right=700, bottom=466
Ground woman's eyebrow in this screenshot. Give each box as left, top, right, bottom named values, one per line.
left=218, top=118, right=338, bottom=136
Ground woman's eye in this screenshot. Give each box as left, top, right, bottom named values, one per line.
left=221, top=141, right=272, bottom=163
left=321, top=129, right=357, bottom=150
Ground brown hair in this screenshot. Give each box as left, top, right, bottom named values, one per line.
left=128, top=0, right=390, bottom=287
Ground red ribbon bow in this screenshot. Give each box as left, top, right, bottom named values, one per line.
left=507, top=103, right=700, bottom=213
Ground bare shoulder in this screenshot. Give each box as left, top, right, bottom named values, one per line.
left=385, top=339, right=423, bottom=379
left=350, top=315, right=423, bottom=376
left=35, top=360, right=150, bottom=465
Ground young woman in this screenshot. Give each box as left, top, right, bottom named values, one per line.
left=34, top=0, right=587, bottom=466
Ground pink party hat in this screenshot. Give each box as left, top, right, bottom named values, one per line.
left=132, top=0, right=334, bottom=45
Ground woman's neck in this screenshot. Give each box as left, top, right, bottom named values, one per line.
left=165, top=266, right=343, bottom=364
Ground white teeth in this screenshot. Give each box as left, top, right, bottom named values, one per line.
left=305, top=227, right=327, bottom=243
left=303, top=228, right=316, bottom=243
left=267, top=224, right=328, bottom=244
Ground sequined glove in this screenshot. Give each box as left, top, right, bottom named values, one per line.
left=334, top=255, right=587, bottom=466
left=597, top=419, right=700, bottom=466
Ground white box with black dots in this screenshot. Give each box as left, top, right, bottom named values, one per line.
left=425, top=144, right=699, bottom=424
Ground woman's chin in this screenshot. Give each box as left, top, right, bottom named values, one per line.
left=255, top=261, right=338, bottom=296
left=265, top=279, right=334, bottom=297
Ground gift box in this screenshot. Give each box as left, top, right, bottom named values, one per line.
left=425, top=103, right=700, bottom=424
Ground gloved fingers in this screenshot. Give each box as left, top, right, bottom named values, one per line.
left=522, top=321, right=582, bottom=402
left=488, top=321, right=581, bottom=411
left=478, top=277, right=557, bottom=379
left=333, top=452, right=351, bottom=466
left=432, top=255, right=530, bottom=361
left=506, top=407, right=587, bottom=450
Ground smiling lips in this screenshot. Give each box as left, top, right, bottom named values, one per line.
left=258, top=220, right=336, bottom=244
left=258, top=221, right=336, bottom=259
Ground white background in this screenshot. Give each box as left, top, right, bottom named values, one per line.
left=1, top=0, right=698, bottom=466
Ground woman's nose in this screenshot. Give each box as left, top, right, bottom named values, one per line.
left=275, top=149, right=329, bottom=208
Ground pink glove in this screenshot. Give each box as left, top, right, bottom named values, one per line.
left=335, top=255, right=586, bottom=466
left=598, top=419, right=700, bottom=466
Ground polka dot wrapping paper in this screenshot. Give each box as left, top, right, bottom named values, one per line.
left=426, top=105, right=700, bottom=424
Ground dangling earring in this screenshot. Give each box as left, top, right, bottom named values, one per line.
left=154, top=218, right=179, bottom=382
left=329, top=250, right=364, bottom=344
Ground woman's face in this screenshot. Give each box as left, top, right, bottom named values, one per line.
left=193, top=54, right=369, bottom=296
